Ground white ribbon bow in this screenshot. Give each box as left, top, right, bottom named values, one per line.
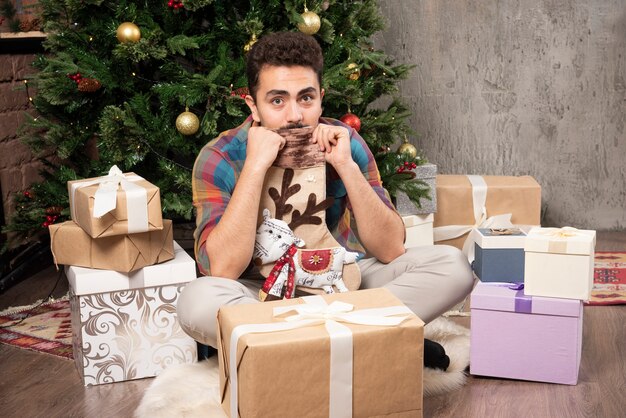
left=541, top=226, right=580, bottom=238
left=228, top=296, right=413, bottom=418
left=70, top=165, right=149, bottom=233
left=433, top=175, right=514, bottom=262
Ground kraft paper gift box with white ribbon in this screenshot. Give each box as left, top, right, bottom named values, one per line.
left=470, top=282, right=583, bottom=385
left=473, top=228, right=527, bottom=282
left=66, top=241, right=198, bottom=386
left=524, top=227, right=596, bottom=300
left=403, top=214, right=434, bottom=248
left=217, top=288, right=424, bottom=418
left=433, top=175, right=541, bottom=261
left=68, top=165, right=163, bottom=238
left=395, top=163, right=437, bottom=215
left=49, top=219, right=174, bottom=273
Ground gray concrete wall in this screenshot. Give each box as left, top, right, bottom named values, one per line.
left=375, top=0, right=626, bottom=230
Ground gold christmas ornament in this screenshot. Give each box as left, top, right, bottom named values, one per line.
left=116, top=22, right=141, bottom=43
left=346, top=63, right=361, bottom=80
left=298, top=6, right=321, bottom=35
left=398, top=137, right=418, bottom=159
left=244, top=34, right=257, bottom=53
left=176, top=108, right=200, bottom=135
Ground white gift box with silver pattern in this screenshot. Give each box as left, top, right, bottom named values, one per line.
left=66, top=241, right=198, bottom=386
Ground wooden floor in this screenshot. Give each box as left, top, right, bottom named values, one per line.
left=1, top=232, right=625, bottom=418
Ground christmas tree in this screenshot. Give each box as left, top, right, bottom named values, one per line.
left=4, top=0, right=429, bottom=250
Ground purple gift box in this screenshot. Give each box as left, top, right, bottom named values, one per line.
left=470, top=282, right=583, bottom=385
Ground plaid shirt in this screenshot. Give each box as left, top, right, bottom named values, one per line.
left=192, top=115, right=396, bottom=275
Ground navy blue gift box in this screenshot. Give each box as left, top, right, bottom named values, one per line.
left=473, top=228, right=526, bottom=282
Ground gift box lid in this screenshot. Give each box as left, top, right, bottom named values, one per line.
left=475, top=228, right=526, bottom=249
left=525, top=227, right=596, bottom=256
left=66, top=241, right=197, bottom=295
left=471, top=282, right=581, bottom=317
left=403, top=213, right=434, bottom=227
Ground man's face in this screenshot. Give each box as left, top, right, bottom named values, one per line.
left=245, top=65, right=324, bottom=130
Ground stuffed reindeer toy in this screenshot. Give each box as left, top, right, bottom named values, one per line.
left=254, top=208, right=358, bottom=299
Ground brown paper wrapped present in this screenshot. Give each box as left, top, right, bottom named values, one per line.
left=49, top=219, right=174, bottom=273
left=217, top=288, right=424, bottom=418
left=68, top=167, right=163, bottom=238
left=433, top=175, right=541, bottom=253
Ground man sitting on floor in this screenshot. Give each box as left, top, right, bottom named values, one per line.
left=177, top=31, right=473, bottom=370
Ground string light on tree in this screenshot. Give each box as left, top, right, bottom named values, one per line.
left=298, top=5, right=321, bottom=35
left=176, top=107, right=200, bottom=135
left=116, top=22, right=141, bottom=43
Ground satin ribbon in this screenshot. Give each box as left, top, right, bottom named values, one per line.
left=70, top=165, right=149, bottom=234
left=433, top=175, right=514, bottom=262
left=486, top=282, right=532, bottom=313
left=262, top=244, right=297, bottom=299
left=228, top=296, right=413, bottom=418
left=540, top=227, right=582, bottom=254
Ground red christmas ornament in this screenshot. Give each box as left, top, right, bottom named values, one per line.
left=340, top=113, right=361, bottom=132
left=23, top=190, right=33, bottom=198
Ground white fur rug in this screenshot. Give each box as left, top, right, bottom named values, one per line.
left=134, top=317, right=470, bottom=417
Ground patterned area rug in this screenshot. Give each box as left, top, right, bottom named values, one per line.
left=587, top=252, right=626, bottom=305
left=0, top=297, right=73, bottom=360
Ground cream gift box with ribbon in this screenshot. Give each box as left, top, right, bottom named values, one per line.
left=433, top=175, right=541, bottom=261
left=49, top=219, right=174, bottom=273
left=68, top=165, right=163, bottom=238
left=524, top=226, right=596, bottom=300
left=403, top=214, right=434, bottom=248
left=66, top=241, right=198, bottom=386
left=217, top=288, right=424, bottom=418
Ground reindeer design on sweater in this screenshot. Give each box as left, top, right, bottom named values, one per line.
left=254, top=168, right=359, bottom=300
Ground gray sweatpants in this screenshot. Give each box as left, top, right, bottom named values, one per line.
left=177, top=245, right=473, bottom=348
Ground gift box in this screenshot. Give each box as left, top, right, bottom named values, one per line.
left=395, top=163, right=437, bottom=215
left=68, top=166, right=163, bottom=238
left=470, top=282, right=583, bottom=385
left=50, top=219, right=174, bottom=273
left=473, top=228, right=526, bottom=282
left=403, top=214, right=434, bottom=248
left=217, top=288, right=424, bottom=418
left=524, top=227, right=596, bottom=300
left=433, top=175, right=541, bottom=256
left=66, top=241, right=198, bottom=386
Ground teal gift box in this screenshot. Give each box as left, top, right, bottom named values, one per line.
left=473, top=228, right=526, bottom=282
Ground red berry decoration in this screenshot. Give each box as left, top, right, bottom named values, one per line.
left=24, top=190, right=32, bottom=198
left=168, top=0, right=184, bottom=9
left=68, top=73, right=83, bottom=84
left=340, top=113, right=361, bottom=132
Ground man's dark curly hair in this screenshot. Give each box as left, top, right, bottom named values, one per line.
left=246, top=31, right=324, bottom=100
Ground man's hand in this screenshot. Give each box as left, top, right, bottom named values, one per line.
left=312, top=124, right=354, bottom=171
left=247, top=125, right=286, bottom=170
